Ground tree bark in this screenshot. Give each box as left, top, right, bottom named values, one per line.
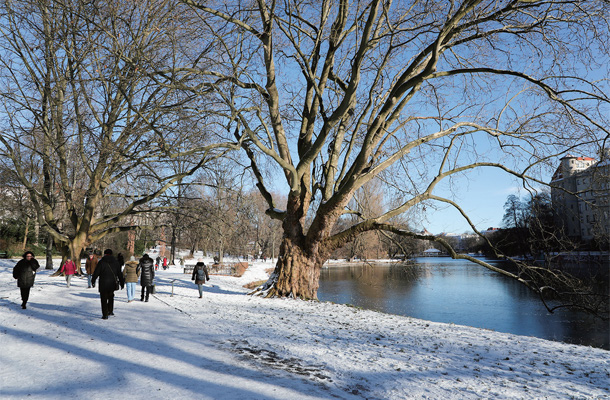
left=264, top=237, right=324, bottom=300
left=127, top=230, right=135, bottom=255
left=170, top=226, right=176, bottom=265
left=45, top=233, right=54, bottom=270
left=69, top=236, right=87, bottom=275
left=22, top=217, right=29, bottom=251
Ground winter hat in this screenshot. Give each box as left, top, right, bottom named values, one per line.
left=130, top=256, right=136, bottom=262
left=198, top=258, right=204, bottom=262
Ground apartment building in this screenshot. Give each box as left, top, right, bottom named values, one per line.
left=550, top=152, right=609, bottom=244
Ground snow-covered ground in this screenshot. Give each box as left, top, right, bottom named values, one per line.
left=1, top=256, right=608, bottom=399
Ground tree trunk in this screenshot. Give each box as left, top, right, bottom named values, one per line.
left=160, top=228, right=166, bottom=258
left=263, top=237, right=324, bottom=300
left=127, top=230, right=135, bottom=255
left=218, top=238, right=223, bottom=263
left=52, top=237, right=86, bottom=276
left=45, top=233, right=54, bottom=270
left=22, top=217, right=30, bottom=251
left=69, top=237, right=87, bottom=275
left=34, top=220, right=39, bottom=246
left=170, top=226, right=176, bottom=265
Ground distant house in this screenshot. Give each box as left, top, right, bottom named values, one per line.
left=480, top=227, right=500, bottom=236
left=422, top=248, right=442, bottom=256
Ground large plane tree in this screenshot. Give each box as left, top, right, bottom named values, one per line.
left=181, top=0, right=609, bottom=302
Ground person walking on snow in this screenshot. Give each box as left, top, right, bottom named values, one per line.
left=138, top=254, right=155, bottom=302
left=123, top=256, right=140, bottom=302
left=117, top=253, right=125, bottom=268
left=92, top=249, right=124, bottom=319
left=59, top=257, right=77, bottom=288
left=13, top=251, right=40, bottom=309
left=85, top=252, right=98, bottom=288
left=191, top=258, right=210, bottom=298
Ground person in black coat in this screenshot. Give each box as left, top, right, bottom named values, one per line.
left=138, top=254, right=155, bottom=302
left=92, top=249, right=125, bottom=319
left=117, top=253, right=125, bottom=268
left=13, top=251, right=40, bottom=309
left=191, top=259, right=210, bottom=298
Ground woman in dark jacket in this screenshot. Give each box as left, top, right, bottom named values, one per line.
left=13, top=251, right=40, bottom=309
left=91, top=249, right=124, bottom=319
left=191, top=259, right=210, bottom=298
left=138, top=254, right=155, bottom=302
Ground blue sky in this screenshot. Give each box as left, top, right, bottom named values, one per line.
left=417, top=168, right=531, bottom=234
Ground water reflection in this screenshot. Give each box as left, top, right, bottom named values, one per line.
left=318, top=257, right=609, bottom=350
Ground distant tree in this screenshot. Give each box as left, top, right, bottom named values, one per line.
left=502, top=195, right=525, bottom=229
left=193, top=161, right=254, bottom=262
left=246, top=191, right=284, bottom=261
left=524, top=192, right=574, bottom=255
left=339, top=180, right=386, bottom=260
left=494, top=192, right=573, bottom=258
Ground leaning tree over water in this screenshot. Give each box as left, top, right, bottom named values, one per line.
left=178, top=0, right=609, bottom=309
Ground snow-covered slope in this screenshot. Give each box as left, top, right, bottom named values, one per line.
left=1, top=259, right=608, bottom=399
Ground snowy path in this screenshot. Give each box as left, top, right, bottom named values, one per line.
left=0, top=264, right=353, bottom=399
left=1, top=259, right=609, bottom=399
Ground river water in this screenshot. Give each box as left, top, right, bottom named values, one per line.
left=317, top=257, right=609, bottom=350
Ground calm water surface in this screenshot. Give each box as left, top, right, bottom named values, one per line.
left=318, top=257, right=609, bottom=349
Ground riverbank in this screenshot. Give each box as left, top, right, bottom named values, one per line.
left=1, top=259, right=608, bottom=399
left=323, top=258, right=400, bottom=267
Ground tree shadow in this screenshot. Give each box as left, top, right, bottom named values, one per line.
left=0, top=297, right=346, bottom=399
left=152, top=276, right=239, bottom=297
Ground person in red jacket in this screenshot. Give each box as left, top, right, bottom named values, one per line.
left=60, top=257, right=77, bottom=288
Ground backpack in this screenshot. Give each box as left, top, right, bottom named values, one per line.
left=197, top=265, right=206, bottom=281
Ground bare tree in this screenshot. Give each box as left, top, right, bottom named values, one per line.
left=246, top=190, right=284, bottom=261
left=502, top=195, right=525, bottom=229
left=0, top=0, right=229, bottom=265
left=335, top=179, right=387, bottom=260
left=194, top=161, right=253, bottom=262
left=181, top=0, right=609, bottom=303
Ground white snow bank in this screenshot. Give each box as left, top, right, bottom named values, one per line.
left=1, top=259, right=608, bottom=399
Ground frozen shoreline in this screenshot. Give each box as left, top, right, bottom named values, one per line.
left=1, top=258, right=608, bottom=399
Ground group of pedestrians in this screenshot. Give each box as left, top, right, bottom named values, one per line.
left=154, top=255, right=169, bottom=270
left=12, top=250, right=163, bottom=319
